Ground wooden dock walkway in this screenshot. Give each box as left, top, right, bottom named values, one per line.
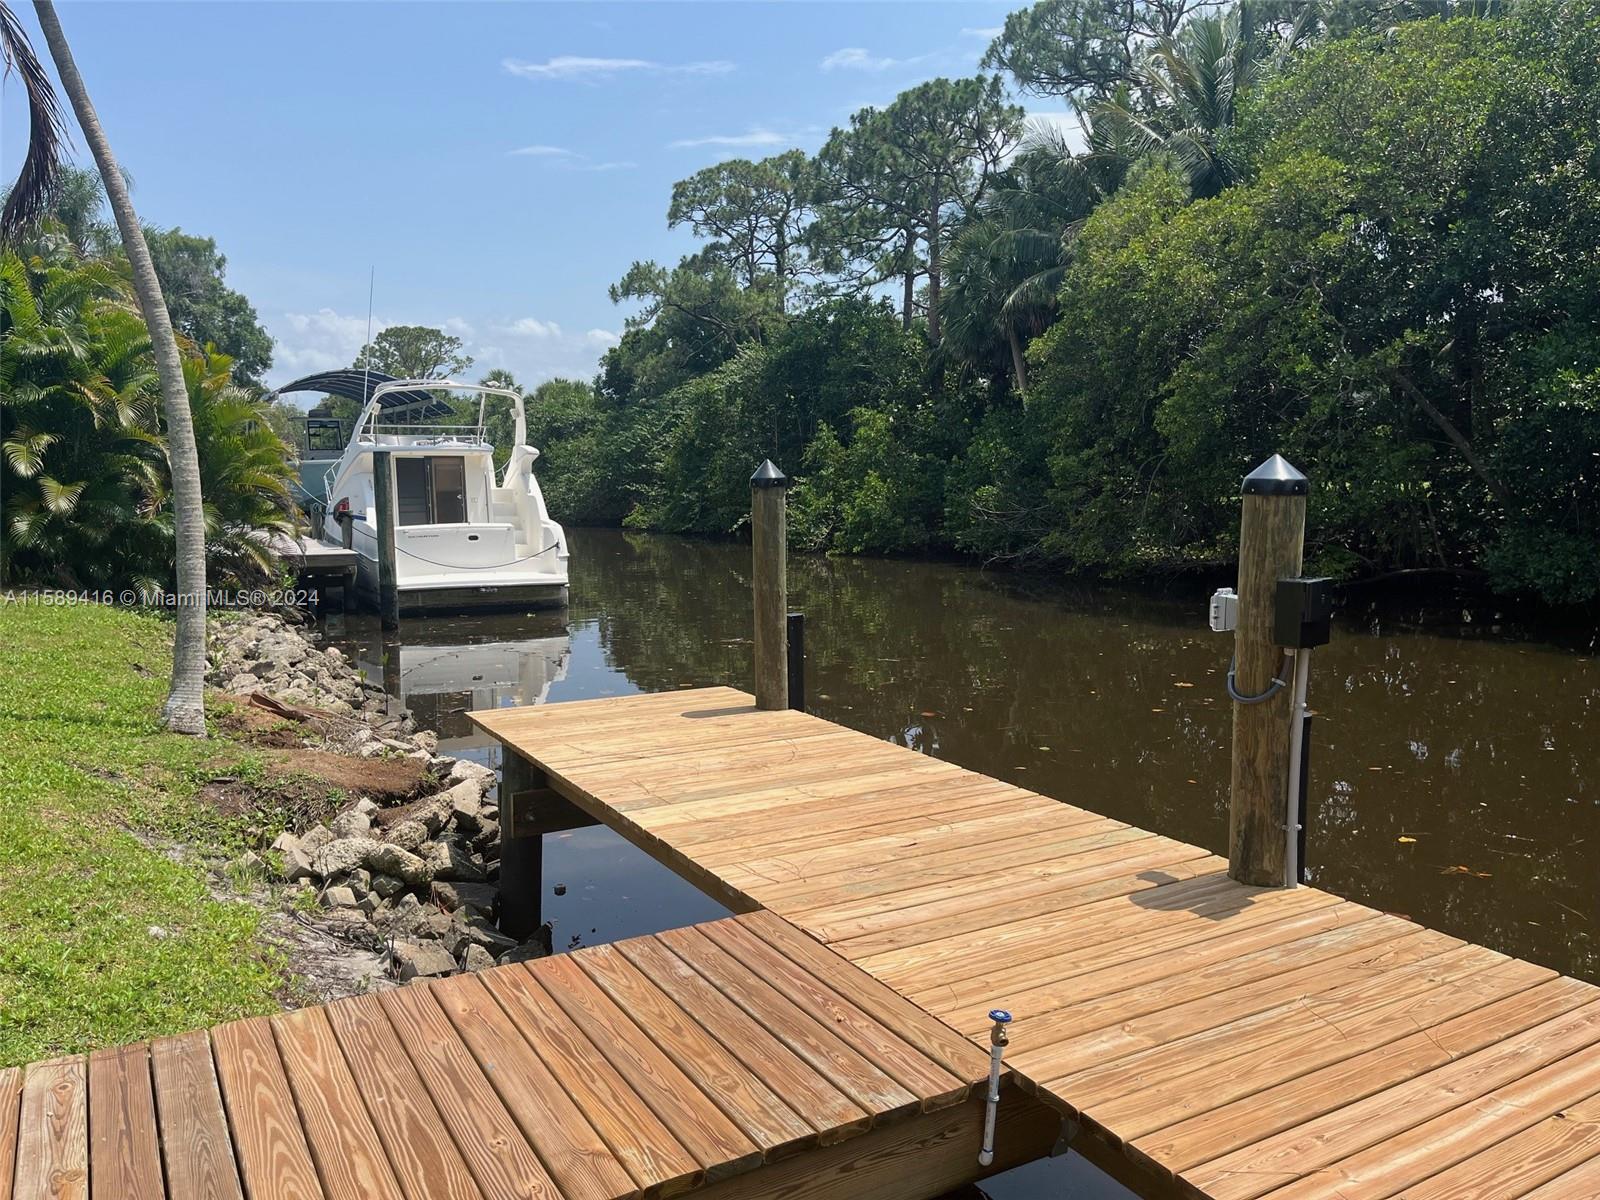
left=472, top=687, right=1600, bottom=1200
left=0, top=912, right=1057, bottom=1200
left=9, top=685, right=1599, bottom=1200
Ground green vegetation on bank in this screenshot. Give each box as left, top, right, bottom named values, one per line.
left=0, top=600, right=281, bottom=1065
left=1, top=221, right=296, bottom=592
left=515, top=1, right=1600, bottom=605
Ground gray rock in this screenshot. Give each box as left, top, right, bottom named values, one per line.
left=329, top=809, right=371, bottom=839
left=431, top=880, right=497, bottom=914
left=366, top=842, right=433, bottom=885
left=445, top=911, right=518, bottom=958
left=354, top=797, right=381, bottom=816
left=413, top=730, right=439, bottom=755
left=459, top=943, right=496, bottom=973
left=392, top=939, right=455, bottom=981
left=336, top=867, right=372, bottom=897
left=301, top=824, right=335, bottom=853
left=447, top=758, right=496, bottom=792
left=383, top=820, right=429, bottom=853
left=312, top=836, right=380, bottom=879
left=277, top=845, right=316, bottom=882
left=322, top=885, right=359, bottom=909
left=428, top=841, right=489, bottom=883
left=472, top=820, right=500, bottom=852
left=358, top=893, right=380, bottom=917
left=370, top=873, right=405, bottom=899
left=270, top=831, right=304, bottom=856
left=226, top=673, right=259, bottom=694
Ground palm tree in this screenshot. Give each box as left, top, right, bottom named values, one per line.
left=1091, top=5, right=1314, bottom=198
left=3, top=1, right=209, bottom=733
left=942, top=119, right=1134, bottom=392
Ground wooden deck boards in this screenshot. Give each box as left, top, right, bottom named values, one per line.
left=0, top=913, right=993, bottom=1200
left=470, top=687, right=1600, bottom=1199
left=8, top=684, right=1595, bottom=1199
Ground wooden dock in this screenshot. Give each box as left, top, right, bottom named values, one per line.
left=0, top=912, right=1057, bottom=1200
left=9, top=686, right=1600, bottom=1199
left=472, top=687, right=1600, bottom=1200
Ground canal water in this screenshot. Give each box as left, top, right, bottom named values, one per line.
left=322, top=526, right=1599, bottom=1198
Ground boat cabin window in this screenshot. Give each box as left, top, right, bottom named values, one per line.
left=394, top=456, right=469, bottom=526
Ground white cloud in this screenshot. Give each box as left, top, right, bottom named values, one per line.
left=820, top=47, right=925, bottom=72
left=669, top=127, right=789, bottom=150
left=961, top=26, right=1003, bottom=39
left=271, top=308, right=389, bottom=380
left=503, top=55, right=734, bottom=82
left=585, top=329, right=621, bottom=348
left=507, top=144, right=636, bottom=172
left=507, top=318, right=563, bottom=339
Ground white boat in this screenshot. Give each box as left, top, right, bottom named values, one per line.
left=319, top=378, right=569, bottom=612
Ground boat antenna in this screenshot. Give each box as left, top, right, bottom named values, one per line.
left=361, top=265, right=375, bottom=417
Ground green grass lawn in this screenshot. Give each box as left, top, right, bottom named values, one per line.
left=0, top=599, right=285, bottom=1066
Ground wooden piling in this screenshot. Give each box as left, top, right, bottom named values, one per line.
left=498, top=750, right=545, bottom=939
left=373, top=451, right=400, bottom=631
left=751, top=460, right=791, bottom=711
left=1228, top=454, right=1307, bottom=887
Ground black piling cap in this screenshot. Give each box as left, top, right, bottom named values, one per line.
left=1241, top=454, right=1308, bottom=497
left=751, top=459, right=790, bottom=489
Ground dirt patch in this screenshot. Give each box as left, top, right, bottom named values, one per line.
left=214, top=698, right=308, bottom=749
left=196, top=751, right=434, bottom=828
left=261, top=749, right=433, bottom=804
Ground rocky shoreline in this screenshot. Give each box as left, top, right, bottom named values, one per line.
left=208, top=613, right=545, bottom=990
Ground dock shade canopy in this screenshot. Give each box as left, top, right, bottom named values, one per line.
left=270, top=369, right=456, bottom=422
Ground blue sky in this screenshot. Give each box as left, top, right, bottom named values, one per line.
left=2, top=2, right=1072, bottom=399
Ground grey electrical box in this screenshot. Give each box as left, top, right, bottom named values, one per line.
left=1209, top=588, right=1239, bottom=633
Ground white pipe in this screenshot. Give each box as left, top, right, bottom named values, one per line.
left=978, top=1009, right=1011, bottom=1167
left=1284, top=648, right=1312, bottom=888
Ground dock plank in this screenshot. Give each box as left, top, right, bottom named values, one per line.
left=211, top=1017, right=323, bottom=1200
left=617, top=935, right=873, bottom=1141
left=15, top=1055, right=87, bottom=1200
left=271, top=1006, right=406, bottom=1200
left=658, top=926, right=922, bottom=1119
left=378, top=984, right=562, bottom=1200
left=149, top=1031, right=244, bottom=1200
left=573, top=945, right=817, bottom=1160
left=478, top=963, right=704, bottom=1195
left=429, top=972, right=637, bottom=1200
left=87, top=1044, right=163, bottom=1200
left=322, top=994, right=485, bottom=1200
left=0, top=1066, right=21, bottom=1200
left=534, top=955, right=763, bottom=1179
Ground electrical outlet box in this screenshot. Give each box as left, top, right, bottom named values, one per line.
left=1274, top=577, right=1334, bottom=648
left=1209, top=588, right=1239, bottom=633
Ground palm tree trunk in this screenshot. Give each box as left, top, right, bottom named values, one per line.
left=1007, top=326, right=1028, bottom=394
left=34, top=0, right=207, bottom=734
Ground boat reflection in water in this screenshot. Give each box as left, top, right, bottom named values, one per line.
left=321, top=611, right=570, bottom=756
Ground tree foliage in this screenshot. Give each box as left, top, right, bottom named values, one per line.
left=1, top=244, right=294, bottom=590
left=532, top=1, right=1600, bottom=604
left=352, top=324, right=473, bottom=380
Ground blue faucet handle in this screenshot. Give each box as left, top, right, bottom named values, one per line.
left=988, top=1008, right=1012, bottom=1024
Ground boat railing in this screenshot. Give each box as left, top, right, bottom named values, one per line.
left=359, top=424, right=490, bottom=445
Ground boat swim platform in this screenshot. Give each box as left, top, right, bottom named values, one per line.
left=471, top=686, right=1600, bottom=1200
left=0, top=911, right=1058, bottom=1200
